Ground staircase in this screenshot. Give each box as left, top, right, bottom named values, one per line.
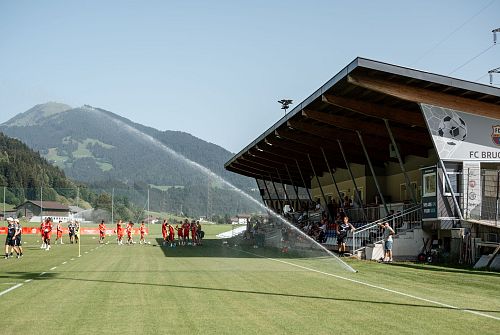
left=351, top=205, right=422, bottom=256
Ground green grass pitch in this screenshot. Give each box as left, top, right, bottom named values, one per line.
left=1, top=224, right=499, bottom=335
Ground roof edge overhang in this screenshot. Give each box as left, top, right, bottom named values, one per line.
left=225, top=57, right=500, bottom=170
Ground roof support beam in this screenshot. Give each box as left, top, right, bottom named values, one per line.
left=288, top=119, right=429, bottom=158
left=231, top=162, right=295, bottom=185
left=321, top=94, right=426, bottom=127
left=347, top=74, right=500, bottom=119
left=302, top=109, right=428, bottom=145
left=276, top=128, right=388, bottom=165
left=239, top=156, right=304, bottom=181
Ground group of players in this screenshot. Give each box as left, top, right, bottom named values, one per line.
left=39, top=217, right=80, bottom=251
left=96, top=218, right=204, bottom=247
left=162, top=219, right=204, bottom=247
left=5, top=216, right=205, bottom=257
left=107, top=219, right=148, bottom=245
left=4, top=217, right=23, bottom=259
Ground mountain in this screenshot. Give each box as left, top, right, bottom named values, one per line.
left=5, top=102, right=72, bottom=127
left=0, top=102, right=260, bottom=217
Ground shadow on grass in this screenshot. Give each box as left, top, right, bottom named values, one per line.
left=154, top=238, right=330, bottom=260
left=52, top=275, right=500, bottom=315
left=388, top=262, right=500, bottom=277
left=0, top=272, right=58, bottom=281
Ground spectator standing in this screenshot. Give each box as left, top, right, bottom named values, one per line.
left=379, top=221, right=395, bottom=262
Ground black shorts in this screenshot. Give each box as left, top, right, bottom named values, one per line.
left=337, top=233, right=347, bottom=244
left=5, top=236, right=15, bottom=247
left=15, top=237, right=21, bottom=246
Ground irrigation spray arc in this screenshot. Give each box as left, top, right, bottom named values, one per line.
left=90, top=107, right=357, bottom=273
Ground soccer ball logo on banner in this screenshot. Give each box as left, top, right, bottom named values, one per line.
left=437, top=113, right=467, bottom=142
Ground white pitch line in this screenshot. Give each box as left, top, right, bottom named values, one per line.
left=62, top=261, right=67, bottom=265
left=24, top=279, right=32, bottom=283
left=70, top=258, right=75, bottom=261
left=0, top=283, right=23, bottom=297
left=39, top=272, right=47, bottom=276
left=235, top=248, right=500, bottom=322
left=50, top=267, right=57, bottom=271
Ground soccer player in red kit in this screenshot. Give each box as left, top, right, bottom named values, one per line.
left=191, top=221, right=198, bottom=246
left=43, top=218, right=53, bottom=251
left=40, top=221, right=46, bottom=249
left=126, top=221, right=134, bottom=245
left=116, top=220, right=124, bottom=245
left=182, top=219, right=190, bottom=245
left=161, top=219, right=168, bottom=246
left=98, top=220, right=106, bottom=244
left=56, top=220, right=64, bottom=245
left=176, top=224, right=183, bottom=245
left=168, top=223, right=175, bottom=247
left=139, top=221, right=146, bottom=244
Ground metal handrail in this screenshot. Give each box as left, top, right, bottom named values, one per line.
left=351, top=205, right=422, bottom=253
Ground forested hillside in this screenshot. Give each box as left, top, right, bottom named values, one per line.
left=0, top=131, right=89, bottom=206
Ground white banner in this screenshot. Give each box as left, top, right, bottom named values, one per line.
left=462, top=161, right=481, bottom=219
left=420, top=104, right=500, bottom=161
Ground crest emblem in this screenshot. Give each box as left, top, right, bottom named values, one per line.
left=492, top=125, right=500, bottom=146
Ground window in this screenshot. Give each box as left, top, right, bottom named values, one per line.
left=423, top=172, right=436, bottom=197
left=443, top=171, right=462, bottom=196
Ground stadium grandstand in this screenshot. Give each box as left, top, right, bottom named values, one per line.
left=225, top=57, right=500, bottom=268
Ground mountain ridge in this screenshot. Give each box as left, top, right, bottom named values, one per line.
left=0, top=102, right=259, bottom=217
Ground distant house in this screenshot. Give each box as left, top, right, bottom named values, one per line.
left=230, top=214, right=251, bottom=225
left=15, top=200, right=70, bottom=222
left=69, top=205, right=85, bottom=215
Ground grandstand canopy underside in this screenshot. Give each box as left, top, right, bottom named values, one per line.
left=224, top=58, right=500, bottom=189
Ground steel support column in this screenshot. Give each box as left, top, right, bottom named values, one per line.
left=337, top=140, right=367, bottom=222
left=295, top=159, right=313, bottom=202
left=255, top=178, right=267, bottom=206
left=285, top=164, right=301, bottom=201
left=321, top=147, right=344, bottom=211
left=261, top=175, right=273, bottom=210
left=269, top=174, right=284, bottom=214
left=357, top=131, right=389, bottom=216
left=307, top=154, right=334, bottom=220
left=384, top=119, right=417, bottom=205
left=275, top=168, right=290, bottom=202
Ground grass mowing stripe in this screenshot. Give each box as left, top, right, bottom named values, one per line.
left=0, top=283, right=23, bottom=297
left=234, top=248, right=500, bottom=322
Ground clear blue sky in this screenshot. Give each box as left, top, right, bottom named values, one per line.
left=0, top=0, right=498, bottom=153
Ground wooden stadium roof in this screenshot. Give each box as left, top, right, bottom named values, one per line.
left=225, top=58, right=500, bottom=188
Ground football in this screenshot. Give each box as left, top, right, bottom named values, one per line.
left=437, top=113, right=467, bottom=141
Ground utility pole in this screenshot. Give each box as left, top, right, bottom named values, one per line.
left=489, top=28, right=499, bottom=85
